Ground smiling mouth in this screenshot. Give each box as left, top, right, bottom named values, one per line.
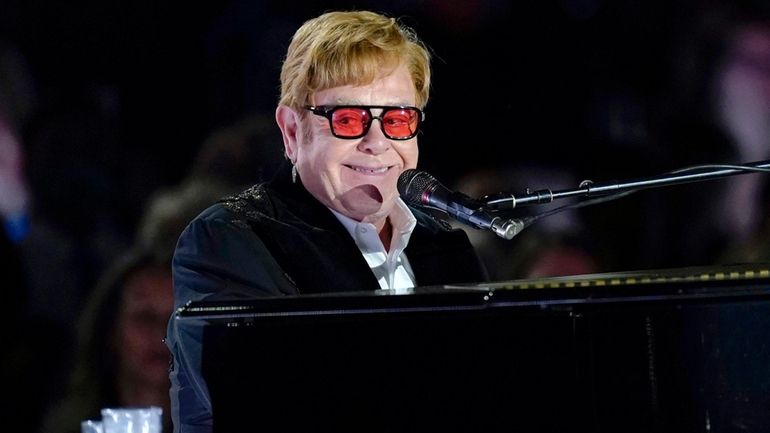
left=344, top=164, right=392, bottom=174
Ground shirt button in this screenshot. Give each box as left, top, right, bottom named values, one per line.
left=358, top=227, right=367, bottom=234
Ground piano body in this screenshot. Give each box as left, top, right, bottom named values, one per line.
left=174, top=263, right=770, bottom=432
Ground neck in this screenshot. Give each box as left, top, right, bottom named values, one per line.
left=378, top=218, right=393, bottom=251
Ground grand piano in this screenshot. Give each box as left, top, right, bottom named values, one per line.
left=174, top=263, right=770, bottom=432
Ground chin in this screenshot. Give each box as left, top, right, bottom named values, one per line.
left=345, top=206, right=382, bottom=222
left=363, top=200, right=396, bottom=221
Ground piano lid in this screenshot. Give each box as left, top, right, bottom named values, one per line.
left=176, top=262, right=770, bottom=320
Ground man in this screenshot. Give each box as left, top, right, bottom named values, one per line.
left=166, top=10, right=488, bottom=432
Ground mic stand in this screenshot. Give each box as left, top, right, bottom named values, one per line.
left=484, top=159, right=770, bottom=210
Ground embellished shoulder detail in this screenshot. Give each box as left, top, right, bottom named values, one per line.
left=220, top=183, right=272, bottom=221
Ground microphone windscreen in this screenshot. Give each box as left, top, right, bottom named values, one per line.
left=397, top=169, right=437, bottom=206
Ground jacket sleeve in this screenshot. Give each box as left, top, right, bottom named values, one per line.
left=165, top=206, right=297, bottom=433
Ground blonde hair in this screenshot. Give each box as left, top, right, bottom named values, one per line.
left=279, top=10, right=431, bottom=110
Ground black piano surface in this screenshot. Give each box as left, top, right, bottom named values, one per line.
left=177, top=263, right=770, bottom=432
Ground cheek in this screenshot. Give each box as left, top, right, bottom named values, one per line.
left=118, top=322, right=150, bottom=355
left=116, top=313, right=168, bottom=356
left=302, top=142, right=348, bottom=179
left=114, top=319, right=138, bottom=365
left=398, top=142, right=419, bottom=168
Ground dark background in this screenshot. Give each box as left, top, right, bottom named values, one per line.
left=2, top=0, right=737, bottom=178
left=2, top=0, right=769, bottom=293
left=2, top=0, right=770, bottom=431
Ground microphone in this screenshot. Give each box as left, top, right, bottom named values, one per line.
left=397, top=169, right=524, bottom=240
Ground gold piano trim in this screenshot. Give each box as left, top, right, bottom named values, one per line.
left=480, top=263, right=770, bottom=291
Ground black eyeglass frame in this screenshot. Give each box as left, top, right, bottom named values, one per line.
left=304, top=105, right=425, bottom=140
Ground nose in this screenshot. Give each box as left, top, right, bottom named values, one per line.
left=357, top=118, right=391, bottom=155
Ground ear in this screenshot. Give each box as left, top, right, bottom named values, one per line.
left=276, top=105, right=300, bottom=162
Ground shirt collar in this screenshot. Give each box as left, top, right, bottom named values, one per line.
left=329, top=198, right=417, bottom=254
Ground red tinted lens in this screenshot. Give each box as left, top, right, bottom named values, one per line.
left=382, top=108, right=420, bottom=139
left=331, top=107, right=370, bottom=137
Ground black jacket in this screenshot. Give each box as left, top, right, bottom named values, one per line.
left=171, top=169, right=487, bottom=308
left=166, top=169, right=488, bottom=433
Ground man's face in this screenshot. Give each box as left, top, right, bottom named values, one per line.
left=115, top=267, right=174, bottom=387
left=293, top=63, right=419, bottom=225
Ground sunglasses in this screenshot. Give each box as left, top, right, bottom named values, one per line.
left=304, top=105, right=424, bottom=140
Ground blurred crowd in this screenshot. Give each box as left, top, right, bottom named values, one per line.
left=1, top=0, right=769, bottom=432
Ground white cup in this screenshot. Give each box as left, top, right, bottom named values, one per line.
left=81, top=419, right=104, bottom=433
left=100, top=406, right=163, bottom=433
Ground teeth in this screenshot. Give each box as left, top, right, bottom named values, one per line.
left=350, top=166, right=388, bottom=174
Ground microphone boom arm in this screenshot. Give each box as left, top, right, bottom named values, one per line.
left=485, top=160, right=770, bottom=210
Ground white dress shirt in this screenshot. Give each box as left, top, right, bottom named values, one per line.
left=330, top=198, right=417, bottom=294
